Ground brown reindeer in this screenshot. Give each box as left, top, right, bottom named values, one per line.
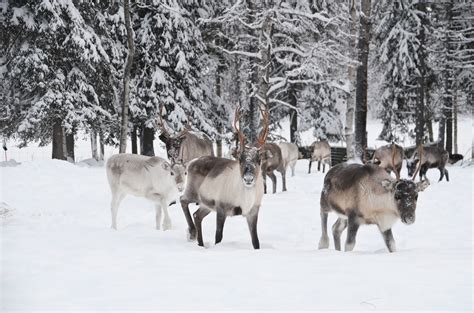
left=318, top=146, right=429, bottom=253
left=407, top=145, right=449, bottom=182
left=260, top=143, right=286, bottom=194
left=179, top=105, right=269, bottom=249
left=371, top=143, right=405, bottom=176
left=158, top=104, right=214, bottom=166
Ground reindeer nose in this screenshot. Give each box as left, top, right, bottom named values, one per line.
left=177, top=183, right=185, bottom=192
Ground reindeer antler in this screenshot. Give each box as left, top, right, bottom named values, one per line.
left=158, top=103, right=190, bottom=139
left=391, top=143, right=401, bottom=180
left=233, top=105, right=246, bottom=152
left=158, top=103, right=171, bottom=138
left=412, top=144, right=424, bottom=181
left=256, top=104, right=269, bottom=148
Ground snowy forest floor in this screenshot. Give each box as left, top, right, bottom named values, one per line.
left=1, top=155, right=472, bottom=311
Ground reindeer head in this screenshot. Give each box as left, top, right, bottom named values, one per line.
left=233, top=104, right=269, bottom=188
left=406, top=146, right=423, bottom=177
left=381, top=144, right=429, bottom=224
left=158, top=103, right=190, bottom=164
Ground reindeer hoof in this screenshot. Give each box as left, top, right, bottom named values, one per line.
left=163, top=221, right=172, bottom=231
left=188, top=228, right=197, bottom=241
left=318, top=236, right=329, bottom=249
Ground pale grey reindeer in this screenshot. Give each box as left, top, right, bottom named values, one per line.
left=106, top=154, right=186, bottom=230
left=407, top=145, right=449, bottom=182
left=278, top=142, right=299, bottom=177
left=318, top=147, right=429, bottom=253
left=371, top=143, right=405, bottom=175
left=180, top=105, right=269, bottom=249
left=309, top=140, right=331, bottom=174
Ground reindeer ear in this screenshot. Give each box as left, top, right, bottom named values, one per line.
left=162, top=162, right=171, bottom=171
left=416, top=179, right=430, bottom=192
left=380, top=179, right=395, bottom=191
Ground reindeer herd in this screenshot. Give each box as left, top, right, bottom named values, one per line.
left=105, top=105, right=453, bottom=253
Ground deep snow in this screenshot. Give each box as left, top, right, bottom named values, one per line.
left=1, top=155, right=472, bottom=311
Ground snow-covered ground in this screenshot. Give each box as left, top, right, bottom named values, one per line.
left=1, top=154, right=472, bottom=311
left=1, top=117, right=473, bottom=311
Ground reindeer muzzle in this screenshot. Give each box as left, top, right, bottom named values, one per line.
left=401, top=214, right=415, bottom=225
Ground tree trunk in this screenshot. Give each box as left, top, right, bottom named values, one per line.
left=65, top=131, right=75, bottom=163
left=426, top=87, right=434, bottom=142
left=354, top=0, right=372, bottom=161
left=131, top=125, right=138, bottom=154
left=119, top=0, right=135, bottom=153
left=52, top=121, right=66, bottom=160
left=215, top=62, right=223, bottom=157
left=141, top=126, right=155, bottom=156
left=345, top=0, right=357, bottom=159
left=288, top=86, right=298, bottom=144
left=99, top=131, right=105, bottom=161
left=91, top=131, right=99, bottom=160
left=244, top=0, right=260, bottom=144
left=453, top=89, right=458, bottom=154
left=438, top=116, right=446, bottom=149
left=415, top=1, right=427, bottom=146
left=444, top=1, right=453, bottom=154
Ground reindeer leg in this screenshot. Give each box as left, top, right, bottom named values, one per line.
left=308, top=160, right=312, bottom=174
left=193, top=207, right=211, bottom=247
left=262, top=169, right=268, bottom=194
left=215, top=209, right=227, bottom=245
left=246, top=207, right=260, bottom=249
left=281, top=170, right=287, bottom=192
left=161, top=200, right=172, bottom=230
left=379, top=228, right=396, bottom=252
left=290, top=161, right=296, bottom=177
left=345, top=213, right=360, bottom=252
left=180, top=197, right=197, bottom=240
left=110, top=192, right=125, bottom=230
left=154, top=203, right=162, bottom=230
left=268, top=171, right=277, bottom=194
left=318, top=211, right=330, bottom=249
left=444, top=168, right=449, bottom=182
left=438, top=167, right=444, bottom=182
left=317, top=160, right=321, bottom=172
left=332, top=218, right=348, bottom=251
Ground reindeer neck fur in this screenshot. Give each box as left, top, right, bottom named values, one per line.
left=198, top=161, right=263, bottom=215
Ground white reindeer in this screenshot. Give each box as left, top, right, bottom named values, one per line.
left=106, top=154, right=186, bottom=230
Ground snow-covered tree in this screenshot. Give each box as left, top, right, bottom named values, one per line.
left=0, top=0, right=111, bottom=159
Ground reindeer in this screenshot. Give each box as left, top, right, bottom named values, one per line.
left=309, top=140, right=331, bottom=174
left=180, top=105, right=269, bottom=249
left=371, top=143, right=405, bottom=176
left=158, top=104, right=214, bottom=167
left=261, top=143, right=286, bottom=194
left=278, top=142, right=299, bottom=177
left=318, top=146, right=429, bottom=253
left=406, top=145, right=449, bottom=182
left=106, top=154, right=186, bottom=231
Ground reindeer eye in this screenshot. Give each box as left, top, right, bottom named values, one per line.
left=171, top=171, right=175, bottom=176
left=185, top=171, right=188, bottom=175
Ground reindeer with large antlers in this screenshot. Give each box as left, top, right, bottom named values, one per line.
left=179, top=105, right=269, bottom=249
left=318, top=145, right=430, bottom=253
left=158, top=103, right=214, bottom=166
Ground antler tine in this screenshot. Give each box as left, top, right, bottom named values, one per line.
left=412, top=144, right=424, bottom=181
left=158, top=103, right=171, bottom=138
left=233, top=105, right=246, bottom=151
left=176, top=119, right=191, bottom=138
left=257, top=104, right=270, bottom=147
left=391, top=143, right=401, bottom=180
